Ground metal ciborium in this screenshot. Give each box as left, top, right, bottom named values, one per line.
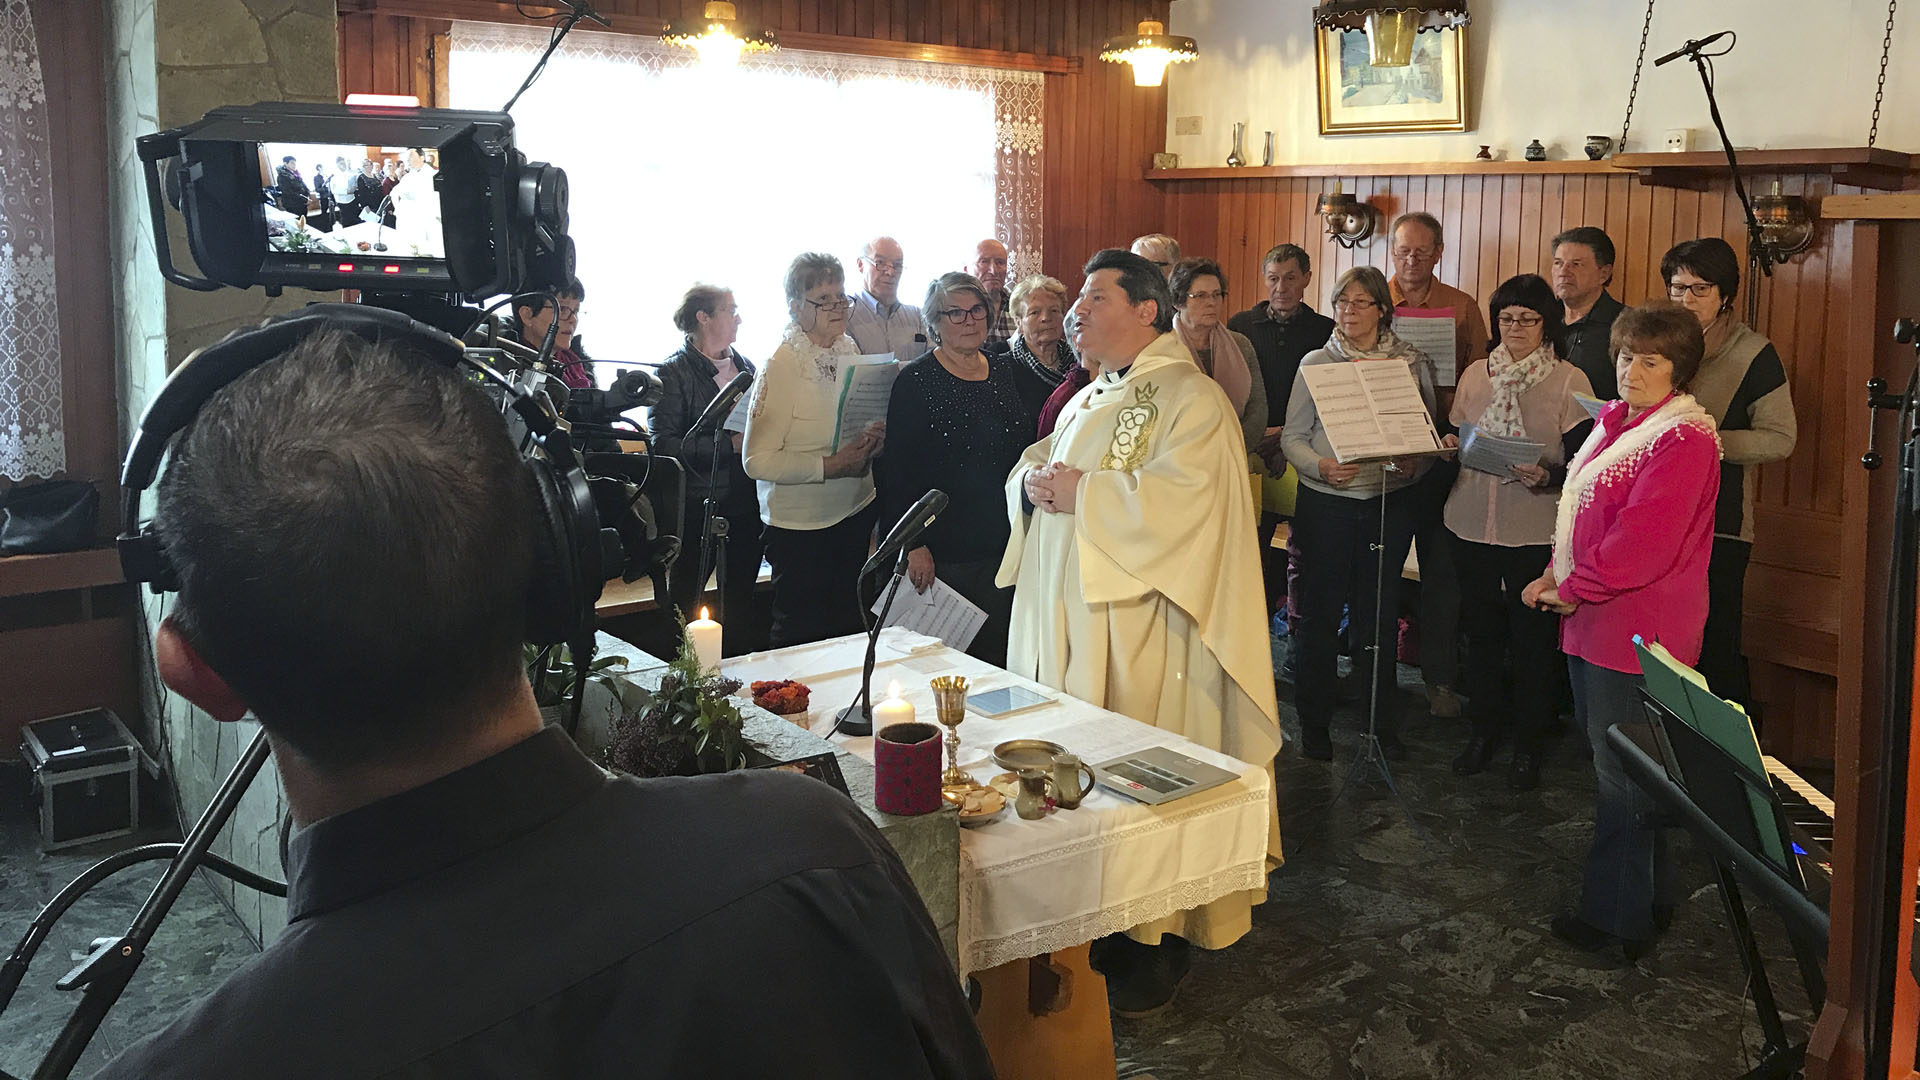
left=929, top=675, right=975, bottom=795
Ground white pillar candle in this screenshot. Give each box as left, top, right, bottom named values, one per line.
left=873, top=680, right=914, bottom=732
left=687, top=607, right=723, bottom=673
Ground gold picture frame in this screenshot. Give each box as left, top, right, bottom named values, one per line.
left=1315, top=26, right=1470, bottom=136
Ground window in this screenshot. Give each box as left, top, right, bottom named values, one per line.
left=447, top=22, right=1042, bottom=377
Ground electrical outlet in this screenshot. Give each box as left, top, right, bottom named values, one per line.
left=1664, top=127, right=1693, bottom=153
left=1174, top=115, right=1203, bottom=136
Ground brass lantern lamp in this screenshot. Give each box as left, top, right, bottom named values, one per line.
left=1099, top=20, right=1199, bottom=87
left=1317, top=185, right=1377, bottom=248
left=1311, top=1, right=1469, bottom=67
left=1752, top=180, right=1814, bottom=263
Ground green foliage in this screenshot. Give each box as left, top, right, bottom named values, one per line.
left=604, top=618, right=746, bottom=777
left=525, top=642, right=629, bottom=708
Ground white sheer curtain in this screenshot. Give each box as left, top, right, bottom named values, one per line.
left=448, top=21, right=1042, bottom=373
left=0, top=0, right=62, bottom=479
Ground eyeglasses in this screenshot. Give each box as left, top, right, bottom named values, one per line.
left=1496, top=313, right=1543, bottom=328
left=939, top=303, right=990, bottom=323
left=1184, top=289, right=1227, bottom=303
left=1333, top=298, right=1378, bottom=311
left=1667, top=281, right=1718, bottom=298
left=1391, top=248, right=1439, bottom=264
left=865, top=258, right=904, bottom=272
left=805, top=294, right=852, bottom=312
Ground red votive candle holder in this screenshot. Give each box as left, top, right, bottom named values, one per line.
left=873, top=722, right=943, bottom=816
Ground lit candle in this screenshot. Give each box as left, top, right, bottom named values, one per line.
left=687, top=606, right=722, bottom=673
left=873, top=679, right=915, bottom=733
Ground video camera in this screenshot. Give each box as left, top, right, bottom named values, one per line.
left=135, top=100, right=680, bottom=598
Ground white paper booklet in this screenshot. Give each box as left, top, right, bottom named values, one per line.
left=871, top=576, right=987, bottom=652
left=1300, top=361, right=1443, bottom=464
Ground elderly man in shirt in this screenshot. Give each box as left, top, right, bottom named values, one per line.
left=847, top=235, right=927, bottom=362
left=1388, top=212, right=1487, bottom=721
left=971, top=237, right=1014, bottom=346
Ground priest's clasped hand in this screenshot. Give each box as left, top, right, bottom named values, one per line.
left=1024, top=462, right=1084, bottom=513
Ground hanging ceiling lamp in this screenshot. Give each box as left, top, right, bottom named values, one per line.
left=661, top=2, right=778, bottom=67
left=1312, top=2, right=1469, bottom=68
left=1099, top=20, right=1199, bottom=87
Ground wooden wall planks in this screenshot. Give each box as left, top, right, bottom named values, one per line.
left=1162, top=168, right=1862, bottom=766
left=338, top=1, right=1171, bottom=287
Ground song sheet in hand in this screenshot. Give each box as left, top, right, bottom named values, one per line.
left=871, top=577, right=988, bottom=652
left=722, top=392, right=753, bottom=434
left=1457, top=422, right=1547, bottom=478
left=832, top=354, right=900, bottom=450
left=1299, top=361, right=1443, bottom=464
left=1391, top=310, right=1459, bottom=388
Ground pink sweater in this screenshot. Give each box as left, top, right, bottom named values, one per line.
left=1554, top=396, right=1721, bottom=674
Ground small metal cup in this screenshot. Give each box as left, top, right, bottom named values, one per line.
left=1050, top=752, right=1097, bottom=809
left=1014, top=768, right=1055, bottom=819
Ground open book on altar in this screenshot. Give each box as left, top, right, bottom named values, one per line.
left=1299, top=361, right=1447, bottom=464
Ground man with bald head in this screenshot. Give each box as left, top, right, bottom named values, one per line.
left=971, top=238, right=1014, bottom=346
left=1130, top=234, right=1180, bottom=280
left=847, top=236, right=926, bottom=362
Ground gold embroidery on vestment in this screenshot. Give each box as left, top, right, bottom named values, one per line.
left=1101, top=383, right=1160, bottom=471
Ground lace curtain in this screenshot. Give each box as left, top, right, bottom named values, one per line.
left=0, top=0, right=62, bottom=479
left=447, top=21, right=1042, bottom=367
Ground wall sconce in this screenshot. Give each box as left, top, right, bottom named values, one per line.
left=1752, top=180, right=1813, bottom=263
left=1317, top=186, right=1377, bottom=248
left=662, top=2, right=778, bottom=67
left=1311, top=1, right=1470, bottom=68
left=1098, top=20, right=1199, bottom=87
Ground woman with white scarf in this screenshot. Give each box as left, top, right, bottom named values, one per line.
left=1444, top=275, right=1595, bottom=792
left=1520, top=301, right=1721, bottom=964
left=1282, top=266, right=1442, bottom=762
left=1170, top=257, right=1266, bottom=466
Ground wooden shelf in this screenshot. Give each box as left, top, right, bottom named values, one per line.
left=0, top=548, right=124, bottom=599
left=1612, top=148, right=1918, bottom=191
left=1147, top=160, right=1623, bottom=181
left=1819, top=192, right=1920, bottom=219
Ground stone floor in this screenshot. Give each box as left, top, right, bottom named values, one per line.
left=0, top=659, right=1817, bottom=1079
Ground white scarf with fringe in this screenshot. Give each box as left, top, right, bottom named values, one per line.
left=1551, top=394, right=1719, bottom=583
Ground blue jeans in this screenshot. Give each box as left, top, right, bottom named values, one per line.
left=1570, top=656, right=1674, bottom=940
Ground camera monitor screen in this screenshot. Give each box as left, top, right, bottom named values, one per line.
left=261, top=143, right=445, bottom=265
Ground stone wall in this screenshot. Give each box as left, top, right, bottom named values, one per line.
left=105, top=0, right=337, bottom=946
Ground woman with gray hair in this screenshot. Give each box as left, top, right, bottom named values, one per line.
left=878, top=271, right=1047, bottom=664
left=742, top=253, right=886, bottom=647
left=993, top=274, right=1077, bottom=396
left=1282, top=265, right=1446, bottom=762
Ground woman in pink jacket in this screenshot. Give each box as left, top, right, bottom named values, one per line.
left=1522, top=301, right=1721, bottom=963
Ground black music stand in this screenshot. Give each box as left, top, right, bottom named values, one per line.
left=1609, top=700, right=1829, bottom=1080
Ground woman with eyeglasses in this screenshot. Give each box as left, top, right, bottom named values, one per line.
left=878, top=272, right=1046, bottom=665
left=742, top=253, right=887, bottom=648
left=1282, top=265, right=1443, bottom=762
left=1170, top=258, right=1267, bottom=465
left=1658, top=237, right=1796, bottom=709
left=1443, top=274, right=1595, bottom=791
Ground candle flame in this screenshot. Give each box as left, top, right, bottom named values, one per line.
left=699, top=606, right=710, bottom=621
left=887, top=680, right=904, bottom=699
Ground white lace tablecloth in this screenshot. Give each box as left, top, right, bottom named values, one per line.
left=719, top=629, right=1273, bottom=975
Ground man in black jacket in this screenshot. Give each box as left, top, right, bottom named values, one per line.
left=95, top=324, right=993, bottom=1079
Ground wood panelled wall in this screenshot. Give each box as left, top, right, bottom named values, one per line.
left=1164, top=168, right=1857, bottom=767
left=337, top=0, right=1171, bottom=287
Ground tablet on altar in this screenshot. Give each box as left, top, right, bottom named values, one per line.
left=1093, top=747, right=1240, bottom=805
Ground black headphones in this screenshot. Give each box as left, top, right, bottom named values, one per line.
left=117, top=303, right=604, bottom=647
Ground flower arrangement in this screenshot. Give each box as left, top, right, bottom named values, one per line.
left=750, top=679, right=811, bottom=716
left=605, top=624, right=747, bottom=778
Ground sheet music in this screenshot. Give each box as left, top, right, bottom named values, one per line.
left=871, top=576, right=988, bottom=651
left=832, top=355, right=899, bottom=451
left=722, top=392, right=753, bottom=434
left=1457, top=423, right=1547, bottom=478
left=1392, top=310, right=1458, bottom=388
left=1573, top=392, right=1606, bottom=421
left=1300, top=362, right=1442, bottom=464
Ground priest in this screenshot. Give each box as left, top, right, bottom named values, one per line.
left=997, top=249, right=1283, bottom=1016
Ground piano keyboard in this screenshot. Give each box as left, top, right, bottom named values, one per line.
left=1763, top=755, right=1835, bottom=879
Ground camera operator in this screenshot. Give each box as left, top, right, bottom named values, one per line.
left=513, top=277, right=592, bottom=390
left=93, top=326, right=991, bottom=1078
left=651, top=283, right=767, bottom=655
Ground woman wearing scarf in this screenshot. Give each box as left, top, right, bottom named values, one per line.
left=1170, top=258, right=1266, bottom=467
left=742, top=253, right=886, bottom=648
left=1282, top=266, right=1440, bottom=762
left=1445, top=275, right=1595, bottom=792
left=1521, top=301, right=1720, bottom=964
left=995, top=274, right=1078, bottom=406
left=1659, top=238, right=1796, bottom=710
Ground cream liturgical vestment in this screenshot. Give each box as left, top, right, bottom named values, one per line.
left=997, top=331, right=1284, bottom=949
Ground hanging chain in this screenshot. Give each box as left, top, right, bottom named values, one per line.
left=1619, top=0, right=1657, bottom=152
left=1869, top=0, right=1897, bottom=148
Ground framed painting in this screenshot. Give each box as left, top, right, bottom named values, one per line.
left=1315, top=27, right=1470, bottom=136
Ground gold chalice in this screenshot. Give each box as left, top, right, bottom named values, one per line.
left=930, top=675, right=975, bottom=795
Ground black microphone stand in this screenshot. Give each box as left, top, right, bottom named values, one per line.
left=692, top=419, right=731, bottom=624
left=1666, top=32, right=1782, bottom=314
left=832, top=548, right=911, bottom=737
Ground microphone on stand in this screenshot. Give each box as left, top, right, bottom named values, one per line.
left=690, top=371, right=753, bottom=437
left=833, top=489, right=950, bottom=737
left=1654, top=30, right=1732, bottom=66
left=688, top=369, right=754, bottom=626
